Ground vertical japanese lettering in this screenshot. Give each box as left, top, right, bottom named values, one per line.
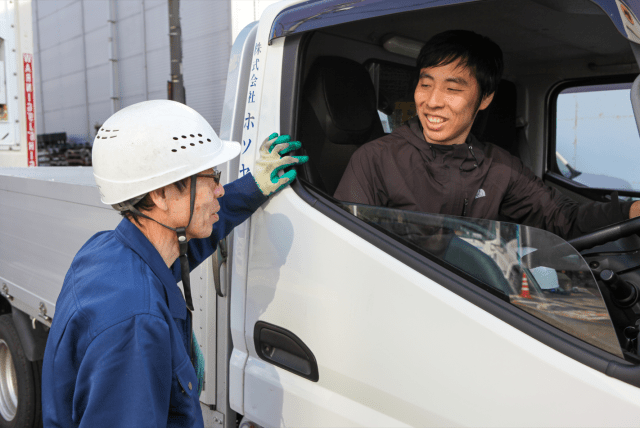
left=242, top=139, right=252, bottom=154
left=244, top=113, right=255, bottom=130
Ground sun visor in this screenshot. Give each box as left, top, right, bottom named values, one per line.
left=269, top=0, right=475, bottom=44
left=269, top=0, right=640, bottom=47
left=586, top=0, right=640, bottom=43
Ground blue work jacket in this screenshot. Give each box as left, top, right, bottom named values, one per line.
left=42, top=174, right=267, bottom=428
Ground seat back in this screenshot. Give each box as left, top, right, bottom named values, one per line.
left=470, top=79, right=518, bottom=156
left=298, top=56, right=385, bottom=195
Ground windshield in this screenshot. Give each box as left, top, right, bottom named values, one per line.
left=341, top=203, right=623, bottom=358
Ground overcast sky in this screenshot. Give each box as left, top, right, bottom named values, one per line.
left=556, top=87, right=640, bottom=191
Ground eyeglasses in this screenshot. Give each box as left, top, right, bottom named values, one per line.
left=196, top=169, right=222, bottom=186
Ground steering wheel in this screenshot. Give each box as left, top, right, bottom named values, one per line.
left=519, top=216, right=640, bottom=269
left=568, top=216, right=640, bottom=252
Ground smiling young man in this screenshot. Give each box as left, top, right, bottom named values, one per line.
left=334, top=30, right=640, bottom=239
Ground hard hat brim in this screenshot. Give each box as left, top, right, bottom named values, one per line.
left=212, top=140, right=242, bottom=170
left=96, top=140, right=242, bottom=205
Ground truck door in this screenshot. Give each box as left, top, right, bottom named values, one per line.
left=233, top=1, right=640, bottom=426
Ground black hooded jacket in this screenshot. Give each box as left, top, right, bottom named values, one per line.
left=334, top=117, right=631, bottom=240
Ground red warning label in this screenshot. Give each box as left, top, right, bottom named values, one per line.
left=23, top=53, right=36, bottom=167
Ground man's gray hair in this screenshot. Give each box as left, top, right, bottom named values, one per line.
left=111, top=194, right=148, bottom=212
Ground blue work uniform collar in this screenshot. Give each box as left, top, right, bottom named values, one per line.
left=114, top=217, right=187, bottom=320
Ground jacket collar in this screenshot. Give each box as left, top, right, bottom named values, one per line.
left=405, top=116, right=486, bottom=169
left=114, top=218, right=187, bottom=320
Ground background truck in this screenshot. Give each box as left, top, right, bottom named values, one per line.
left=5, top=0, right=640, bottom=426
left=0, top=0, right=35, bottom=168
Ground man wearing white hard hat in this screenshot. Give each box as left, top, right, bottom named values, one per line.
left=41, top=100, right=307, bottom=427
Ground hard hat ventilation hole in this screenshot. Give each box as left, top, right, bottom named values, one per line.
left=169, top=135, right=208, bottom=151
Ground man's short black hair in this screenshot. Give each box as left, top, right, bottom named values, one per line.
left=416, top=30, right=503, bottom=102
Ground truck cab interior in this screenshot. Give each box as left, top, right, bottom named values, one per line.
left=282, top=0, right=640, bottom=384
left=294, top=0, right=638, bottom=193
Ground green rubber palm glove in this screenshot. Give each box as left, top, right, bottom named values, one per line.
left=253, top=133, right=309, bottom=196
left=192, top=331, right=205, bottom=397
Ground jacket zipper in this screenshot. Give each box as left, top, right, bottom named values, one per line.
left=462, top=197, right=469, bottom=217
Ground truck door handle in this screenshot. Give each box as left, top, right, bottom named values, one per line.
left=254, top=321, right=319, bottom=382
left=212, top=238, right=228, bottom=297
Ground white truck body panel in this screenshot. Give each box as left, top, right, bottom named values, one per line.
left=0, top=167, right=119, bottom=322
left=228, top=0, right=299, bottom=414
left=239, top=185, right=640, bottom=427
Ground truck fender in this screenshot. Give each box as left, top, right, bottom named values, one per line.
left=11, top=309, right=48, bottom=362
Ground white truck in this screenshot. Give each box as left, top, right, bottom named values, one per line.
left=5, top=0, right=640, bottom=426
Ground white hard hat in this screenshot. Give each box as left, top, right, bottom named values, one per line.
left=92, top=100, right=240, bottom=205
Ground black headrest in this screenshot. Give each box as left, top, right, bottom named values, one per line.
left=471, top=80, right=517, bottom=155
left=303, top=56, right=379, bottom=145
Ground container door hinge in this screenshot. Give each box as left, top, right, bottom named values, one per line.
left=38, top=302, right=51, bottom=322
left=1, top=284, right=13, bottom=301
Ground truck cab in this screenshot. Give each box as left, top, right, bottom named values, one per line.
left=225, top=0, right=640, bottom=425
left=4, top=0, right=640, bottom=426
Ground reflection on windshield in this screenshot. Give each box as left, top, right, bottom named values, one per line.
left=341, top=203, right=623, bottom=358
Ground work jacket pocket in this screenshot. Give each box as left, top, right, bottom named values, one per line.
left=168, top=357, right=202, bottom=427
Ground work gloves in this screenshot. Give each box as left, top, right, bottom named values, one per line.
left=253, top=133, right=308, bottom=196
